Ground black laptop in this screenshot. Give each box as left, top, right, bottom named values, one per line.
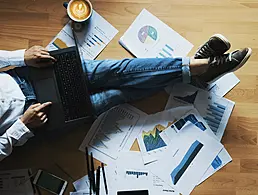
left=29, top=30, right=95, bottom=130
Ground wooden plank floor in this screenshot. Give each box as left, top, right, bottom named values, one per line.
left=0, top=0, right=258, bottom=194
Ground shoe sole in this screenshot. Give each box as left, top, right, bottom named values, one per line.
left=195, top=34, right=231, bottom=58
left=212, top=34, right=231, bottom=50
left=231, top=48, right=252, bottom=72
left=208, top=48, right=252, bottom=84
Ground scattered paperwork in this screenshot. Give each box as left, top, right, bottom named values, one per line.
left=137, top=106, right=195, bottom=164
left=165, top=83, right=235, bottom=141
left=76, top=102, right=233, bottom=194
left=71, top=8, right=238, bottom=195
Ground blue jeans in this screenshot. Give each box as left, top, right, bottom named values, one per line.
left=8, top=57, right=190, bottom=115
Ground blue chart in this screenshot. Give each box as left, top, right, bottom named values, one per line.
left=172, top=114, right=206, bottom=131
left=211, top=156, right=222, bottom=169
left=158, top=44, right=174, bottom=58
left=86, top=34, right=105, bottom=47
left=170, top=140, right=203, bottom=185
left=204, top=102, right=226, bottom=134
left=174, top=91, right=198, bottom=104
left=142, top=125, right=167, bottom=152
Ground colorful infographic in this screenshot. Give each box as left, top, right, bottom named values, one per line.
left=142, top=124, right=167, bottom=152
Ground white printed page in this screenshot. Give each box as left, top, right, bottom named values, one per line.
left=152, top=122, right=223, bottom=195
left=116, top=151, right=179, bottom=195
left=79, top=104, right=147, bottom=164
left=120, top=9, right=193, bottom=58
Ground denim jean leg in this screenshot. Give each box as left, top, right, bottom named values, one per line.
left=7, top=67, right=37, bottom=111
left=90, top=88, right=161, bottom=115
left=81, top=57, right=191, bottom=91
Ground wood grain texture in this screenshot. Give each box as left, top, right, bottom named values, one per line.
left=0, top=0, right=258, bottom=194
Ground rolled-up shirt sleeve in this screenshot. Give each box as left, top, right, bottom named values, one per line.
left=0, top=119, right=34, bottom=161
left=0, top=49, right=26, bottom=69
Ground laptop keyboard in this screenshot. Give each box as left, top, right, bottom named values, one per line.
left=52, top=51, right=89, bottom=122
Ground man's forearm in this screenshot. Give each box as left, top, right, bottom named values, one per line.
left=0, top=119, right=34, bottom=162
left=0, top=49, right=26, bottom=70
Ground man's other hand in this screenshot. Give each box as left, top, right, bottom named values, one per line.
left=24, top=46, right=56, bottom=68
left=20, top=102, right=52, bottom=129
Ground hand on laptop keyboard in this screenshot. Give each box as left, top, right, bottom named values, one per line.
left=24, top=46, right=56, bottom=68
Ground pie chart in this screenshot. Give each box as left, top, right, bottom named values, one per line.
left=138, top=25, right=158, bottom=44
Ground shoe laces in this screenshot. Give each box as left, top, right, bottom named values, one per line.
left=209, top=52, right=233, bottom=67
left=196, top=43, right=216, bottom=57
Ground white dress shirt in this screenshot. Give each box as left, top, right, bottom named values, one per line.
left=0, top=49, right=34, bottom=162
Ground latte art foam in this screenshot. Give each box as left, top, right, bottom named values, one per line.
left=70, top=0, right=91, bottom=20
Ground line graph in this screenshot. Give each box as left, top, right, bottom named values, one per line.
left=142, top=124, right=167, bottom=152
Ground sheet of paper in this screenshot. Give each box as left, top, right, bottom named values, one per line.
left=165, top=73, right=240, bottom=98
left=73, top=175, right=90, bottom=192
left=79, top=104, right=147, bottom=163
left=0, top=169, right=34, bottom=195
left=152, top=122, right=223, bottom=195
left=119, top=9, right=193, bottom=58
left=70, top=191, right=90, bottom=195
left=47, top=10, right=118, bottom=60
left=198, top=148, right=232, bottom=185
left=207, top=73, right=240, bottom=97
left=165, top=83, right=235, bottom=141
left=73, top=165, right=117, bottom=194
left=116, top=151, right=152, bottom=192
left=137, top=106, right=195, bottom=164
left=116, top=151, right=179, bottom=195
left=160, top=109, right=232, bottom=184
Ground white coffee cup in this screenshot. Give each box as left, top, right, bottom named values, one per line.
left=67, top=0, right=93, bottom=23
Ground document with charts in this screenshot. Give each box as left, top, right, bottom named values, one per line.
left=47, top=10, right=118, bottom=60
left=119, top=9, right=193, bottom=58
left=152, top=122, right=223, bottom=195
left=159, top=109, right=232, bottom=184
left=165, top=83, right=235, bottom=141
left=79, top=104, right=147, bottom=164
left=115, top=151, right=179, bottom=195
left=137, top=106, right=194, bottom=164
left=0, top=169, right=34, bottom=195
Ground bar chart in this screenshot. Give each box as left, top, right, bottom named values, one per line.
left=157, top=44, right=174, bottom=58
left=203, top=102, right=226, bottom=135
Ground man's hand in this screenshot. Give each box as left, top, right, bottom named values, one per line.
left=20, top=102, right=52, bottom=129
left=24, top=46, right=56, bottom=68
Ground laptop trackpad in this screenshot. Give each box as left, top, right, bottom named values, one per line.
left=35, top=78, right=59, bottom=103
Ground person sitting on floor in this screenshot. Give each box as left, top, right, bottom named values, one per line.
left=0, top=34, right=252, bottom=161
